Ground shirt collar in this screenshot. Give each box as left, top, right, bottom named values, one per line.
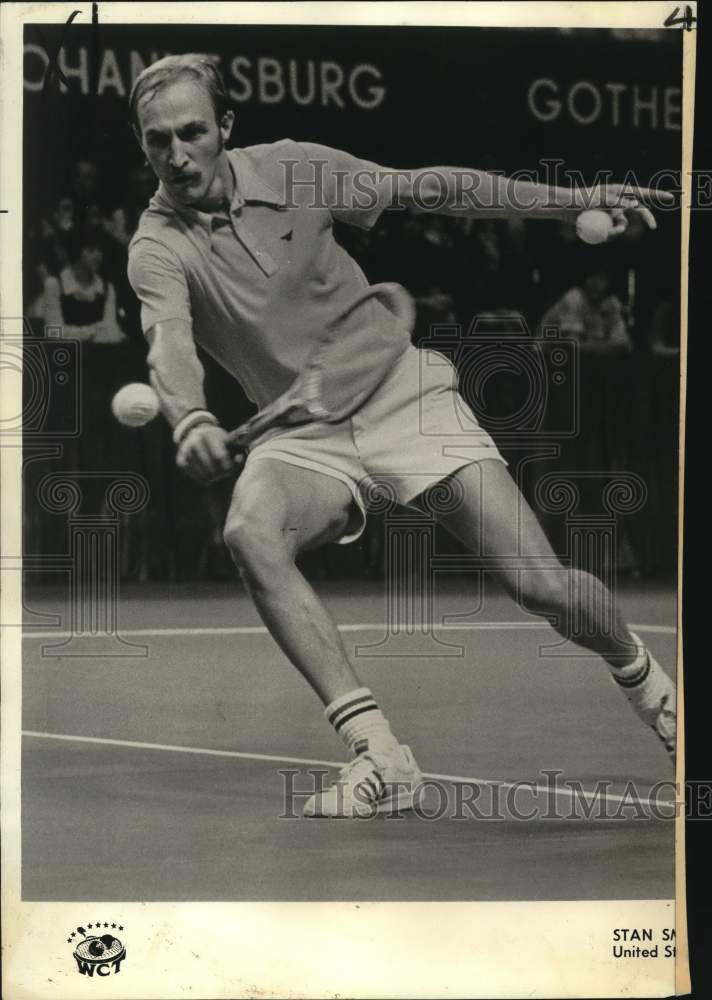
left=153, top=147, right=286, bottom=227
left=229, top=148, right=287, bottom=209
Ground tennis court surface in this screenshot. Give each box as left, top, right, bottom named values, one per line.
left=21, top=579, right=676, bottom=901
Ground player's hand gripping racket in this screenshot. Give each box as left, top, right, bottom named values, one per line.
left=226, top=282, right=415, bottom=453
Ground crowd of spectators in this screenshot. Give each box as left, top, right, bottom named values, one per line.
left=25, top=158, right=155, bottom=346
left=23, top=154, right=681, bottom=581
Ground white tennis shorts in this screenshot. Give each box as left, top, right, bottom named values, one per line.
left=246, top=345, right=505, bottom=543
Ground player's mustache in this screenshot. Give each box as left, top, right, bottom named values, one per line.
left=169, top=170, right=200, bottom=184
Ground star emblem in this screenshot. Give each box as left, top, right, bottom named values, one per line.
left=88, top=924, right=93, bottom=929
left=111, top=923, right=116, bottom=929
left=118, top=926, right=124, bottom=931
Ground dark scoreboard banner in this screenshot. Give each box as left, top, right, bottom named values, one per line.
left=24, top=24, right=682, bottom=211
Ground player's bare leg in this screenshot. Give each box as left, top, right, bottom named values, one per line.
left=424, top=460, right=676, bottom=758
left=223, top=458, right=422, bottom=814
left=223, top=458, right=360, bottom=704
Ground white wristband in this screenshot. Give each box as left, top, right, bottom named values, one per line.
left=173, top=410, right=220, bottom=447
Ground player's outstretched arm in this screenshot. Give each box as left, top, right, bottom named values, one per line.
left=389, top=167, right=675, bottom=234
left=291, top=144, right=673, bottom=236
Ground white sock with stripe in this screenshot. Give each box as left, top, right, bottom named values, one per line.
left=609, top=632, right=674, bottom=724
left=325, top=687, right=399, bottom=757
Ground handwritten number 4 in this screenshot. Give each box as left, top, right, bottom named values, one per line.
left=664, top=5, right=696, bottom=29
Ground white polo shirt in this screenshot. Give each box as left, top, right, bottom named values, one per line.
left=127, top=139, right=400, bottom=413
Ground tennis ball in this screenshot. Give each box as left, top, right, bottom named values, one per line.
left=111, top=382, right=160, bottom=427
left=575, top=209, right=613, bottom=245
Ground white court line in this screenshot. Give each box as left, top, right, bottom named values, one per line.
left=20, top=621, right=675, bottom=639
left=22, top=730, right=675, bottom=810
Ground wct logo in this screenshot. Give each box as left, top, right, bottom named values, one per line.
left=68, top=922, right=126, bottom=976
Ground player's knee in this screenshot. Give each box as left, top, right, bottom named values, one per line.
left=518, top=569, right=569, bottom=616
left=223, top=512, right=290, bottom=575
left=222, top=516, right=254, bottom=565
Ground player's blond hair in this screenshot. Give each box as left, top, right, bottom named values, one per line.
left=129, top=54, right=230, bottom=135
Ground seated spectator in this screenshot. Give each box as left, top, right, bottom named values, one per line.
left=80, top=199, right=125, bottom=286
left=35, top=195, right=77, bottom=280
left=33, top=228, right=125, bottom=343
left=539, top=270, right=632, bottom=351
left=40, top=194, right=76, bottom=242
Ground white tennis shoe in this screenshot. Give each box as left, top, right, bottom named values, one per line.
left=613, top=644, right=677, bottom=762
left=304, top=744, right=423, bottom=818
left=637, top=650, right=677, bottom=762
left=651, top=691, right=677, bottom=761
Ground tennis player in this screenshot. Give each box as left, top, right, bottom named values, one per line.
left=127, top=55, right=676, bottom=817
